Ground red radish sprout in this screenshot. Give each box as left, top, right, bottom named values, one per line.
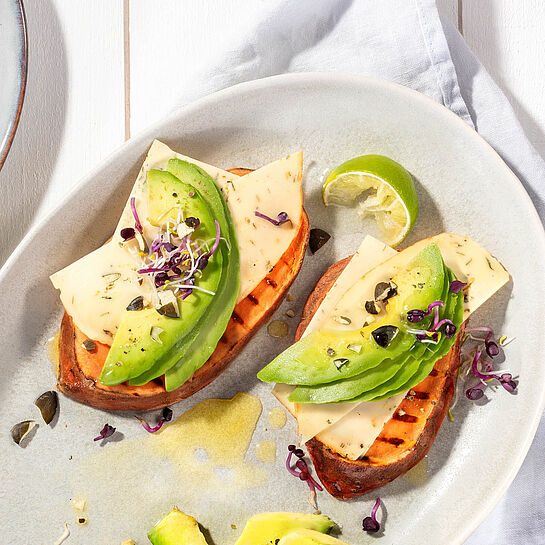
left=135, top=407, right=173, bottom=433
left=286, top=445, right=323, bottom=494
left=363, top=498, right=382, bottom=533
left=254, top=211, right=290, bottom=226
left=130, top=197, right=143, bottom=233
left=93, top=423, right=116, bottom=442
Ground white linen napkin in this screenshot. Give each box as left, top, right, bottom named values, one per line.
left=162, top=0, right=545, bottom=542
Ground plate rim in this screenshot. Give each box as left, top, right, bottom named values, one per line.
left=0, top=0, right=28, bottom=172
left=1, top=72, right=544, bottom=543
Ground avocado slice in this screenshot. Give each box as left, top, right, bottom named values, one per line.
left=148, top=507, right=208, bottom=545
left=100, top=172, right=223, bottom=386
left=350, top=268, right=461, bottom=403
left=347, top=267, right=456, bottom=402
left=234, top=513, right=335, bottom=545
left=369, top=270, right=464, bottom=401
left=279, top=529, right=351, bottom=545
left=289, top=265, right=450, bottom=404
left=131, top=162, right=241, bottom=388
left=259, top=243, right=445, bottom=387
left=163, top=159, right=240, bottom=392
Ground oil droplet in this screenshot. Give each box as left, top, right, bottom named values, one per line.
left=150, top=392, right=266, bottom=491
left=405, top=456, right=429, bottom=486
left=268, top=319, right=289, bottom=338
left=255, top=440, right=276, bottom=464
left=70, top=393, right=267, bottom=541
left=46, top=330, right=60, bottom=376
left=267, top=407, right=287, bottom=430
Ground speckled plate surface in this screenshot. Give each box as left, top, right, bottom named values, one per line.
left=1, top=74, right=545, bottom=545
left=0, top=0, right=27, bottom=171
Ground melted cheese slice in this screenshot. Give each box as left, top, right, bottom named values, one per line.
left=51, top=140, right=303, bottom=344
left=274, top=233, right=509, bottom=459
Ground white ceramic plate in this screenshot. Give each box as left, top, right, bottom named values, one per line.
left=0, top=0, right=27, bottom=170
left=1, top=74, right=544, bottom=545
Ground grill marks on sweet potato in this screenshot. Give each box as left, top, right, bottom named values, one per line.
left=295, top=256, right=464, bottom=499
left=57, top=167, right=309, bottom=411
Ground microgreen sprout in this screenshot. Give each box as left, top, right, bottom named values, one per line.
left=130, top=197, right=143, bottom=234
left=362, top=497, right=382, bottom=533
left=406, top=300, right=456, bottom=342
left=135, top=407, right=173, bottom=433
left=254, top=211, right=291, bottom=226
left=449, top=280, right=467, bottom=294
left=93, top=423, right=116, bottom=442
left=286, top=445, right=323, bottom=495
left=465, top=347, right=517, bottom=400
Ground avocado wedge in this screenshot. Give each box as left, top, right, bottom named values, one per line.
left=259, top=243, right=445, bottom=387
left=100, top=171, right=223, bottom=386
left=234, top=512, right=335, bottom=545
left=163, top=159, right=240, bottom=392
left=288, top=265, right=451, bottom=404
left=279, top=529, right=351, bottom=545
left=369, top=270, right=463, bottom=401
left=148, top=507, right=208, bottom=545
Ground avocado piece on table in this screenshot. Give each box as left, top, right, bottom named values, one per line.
left=234, top=512, right=335, bottom=545
left=259, top=243, right=445, bottom=388
left=148, top=507, right=208, bottom=545
left=100, top=171, right=222, bottom=386
left=163, top=159, right=240, bottom=391
left=279, top=529, right=351, bottom=545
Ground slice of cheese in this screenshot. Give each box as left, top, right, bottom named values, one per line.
left=292, top=237, right=398, bottom=443
left=274, top=233, right=509, bottom=459
left=51, top=140, right=303, bottom=344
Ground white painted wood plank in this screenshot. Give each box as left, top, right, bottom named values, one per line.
left=0, top=0, right=125, bottom=266
left=436, top=0, right=459, bottom=30
left=463, top=0, right=545, bottom=159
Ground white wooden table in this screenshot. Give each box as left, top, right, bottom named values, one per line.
left=1, top=0, right=544, bottom=267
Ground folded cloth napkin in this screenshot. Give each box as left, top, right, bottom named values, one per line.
left=163, top=0, right=545, bottom=542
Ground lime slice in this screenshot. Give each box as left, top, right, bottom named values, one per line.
left=323, top=155, right=418, bottom=246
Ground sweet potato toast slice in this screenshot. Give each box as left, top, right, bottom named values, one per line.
left=295, top=257, right=464, bottom=500
left=57, top=168, right=309, bottom=411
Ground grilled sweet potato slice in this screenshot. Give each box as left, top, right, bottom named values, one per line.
left=57, top=168, right=309, bottom=411
left=295, top=257, right=464, bottom=500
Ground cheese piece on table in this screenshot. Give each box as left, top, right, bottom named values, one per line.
left=50, top=140, right=303, bottom=343
left=274, top=233, right=509, bottom=459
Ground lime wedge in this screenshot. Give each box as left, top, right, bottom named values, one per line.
left=323, top=155, right=418, bottom=246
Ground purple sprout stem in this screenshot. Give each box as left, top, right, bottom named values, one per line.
left=433, top=318, right=455, bottom=332
left=203, top=220, right=221, bottom=259
left=285, top=451, right=300, bottom=477
left=466, top=326, right=494, bottom=343
left=307, top=474, right=323, bottom=492
left=371, top=497, right=381, bottom=524
left=135, top=416, right=165, bottom=433
left=130, top=197, right=143, bottom=234
left=426, top=301, right=445, bottom=314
